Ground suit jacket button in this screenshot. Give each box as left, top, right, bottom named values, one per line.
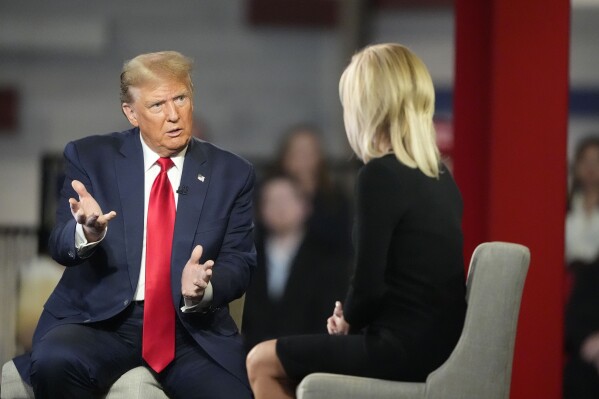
left=68, top=250, right=75, bottom=258
left=123, top=299, right=129, bottom=306
left=83, top=319, right=91, bottom=323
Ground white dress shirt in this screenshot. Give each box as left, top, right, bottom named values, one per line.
left=75, top=135, right=212, bottom=312
left=566, top=193, right=599, bottom=264
left=264, top=231, right=303, bottom=301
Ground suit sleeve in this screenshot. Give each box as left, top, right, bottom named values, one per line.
left=210, top=164, right=257, bottom=308
left=343, top=160, right=406, bottom=331
left=48, top=141, right=95, bottom=266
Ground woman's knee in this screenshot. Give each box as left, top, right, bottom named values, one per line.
left=246, top=340, right=282, bottom=380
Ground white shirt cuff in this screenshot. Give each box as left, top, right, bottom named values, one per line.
left=180, top=282, right=213, bottom=313
left=75, top=224, right=106, bottom=258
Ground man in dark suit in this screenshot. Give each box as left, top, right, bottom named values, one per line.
left=14, top=51, right=256, bottom=398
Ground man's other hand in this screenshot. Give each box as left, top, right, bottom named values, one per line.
left=181, top=245, right=214, bottom=302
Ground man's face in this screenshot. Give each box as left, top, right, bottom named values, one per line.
left=122, top=77, right=193, bottom=157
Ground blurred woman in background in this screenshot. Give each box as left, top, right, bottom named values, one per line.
left=273, top=125, right=352, bottom=257
left=564, top=136, right=599, bottom=399
left=566, top=136, right=599, bottom=267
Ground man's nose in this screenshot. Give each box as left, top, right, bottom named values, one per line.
left=165, top=101, right=180, bottom=122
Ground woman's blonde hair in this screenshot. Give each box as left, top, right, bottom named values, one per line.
left=339, top=43, right=440, bottom=178
left=120, top=51, right=193, bottom=104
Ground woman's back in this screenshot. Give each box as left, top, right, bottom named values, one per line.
left=345, top=154, right=466, bottom=379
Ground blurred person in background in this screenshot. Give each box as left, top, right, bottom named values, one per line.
left=565, top=136, right=599, bottom=268
left=242, top=174, right=349, bottom=350
left=246, top=43, right=467, bottom=398
left=564, top=136, right=599, bottom=399
left=273, top=124, right=352, bottom=257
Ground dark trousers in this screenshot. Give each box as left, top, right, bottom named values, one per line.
left=30, top=302, right=251, bottom=399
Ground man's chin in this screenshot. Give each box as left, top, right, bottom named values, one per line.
left=161, top=136, right=190, bottom=156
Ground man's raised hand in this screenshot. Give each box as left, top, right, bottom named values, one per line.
left=69, top=180, right=116, bottom=242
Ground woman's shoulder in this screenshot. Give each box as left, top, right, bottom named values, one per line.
left=362, top=154, right=453, bottom=180
left=359, top=154, right=416, bottom=182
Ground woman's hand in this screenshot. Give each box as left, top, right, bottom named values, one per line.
left=327, top=301, right=350, bottom=335
left=581, top=331, right=599, bottom=372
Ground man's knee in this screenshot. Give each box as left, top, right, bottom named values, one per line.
left=31, top=341, right=86, bottom=383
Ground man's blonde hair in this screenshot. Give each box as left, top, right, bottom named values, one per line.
left=120, top=51, right=193, bottom=104
left=339, top=43, right=440, bottom=178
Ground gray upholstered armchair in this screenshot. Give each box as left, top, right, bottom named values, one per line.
left=296, top=242, right=530, bottom=399
left=1, top=295, right=245, bottom=399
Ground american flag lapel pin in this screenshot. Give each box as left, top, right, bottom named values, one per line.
left=198, top=174, right=205, bottom=182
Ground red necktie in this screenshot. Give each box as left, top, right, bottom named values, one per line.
left=143, top=157, right=176, bottom=372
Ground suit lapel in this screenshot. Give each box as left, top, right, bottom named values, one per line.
left=114, top=129, right=145, bottom=292
left=171, top=138, right=210, bottom=303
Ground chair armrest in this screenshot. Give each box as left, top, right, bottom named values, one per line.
left=296, top=373, right=425, bottom=399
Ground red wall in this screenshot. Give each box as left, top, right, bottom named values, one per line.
left=453, top=0, right=569, bottom=398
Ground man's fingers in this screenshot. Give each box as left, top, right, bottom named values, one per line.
left=192, top=263, right=213, bottom=288
left=203, top=260, right=214, bottom=269
left=85, top=213, right=100, bottom=226
left=71, top=180, right=90, bottom=198
left=69, top=198, right=80, bottom=213
left=74, top=212, right=86, bottom=225
left=193, top=279, right=208, bottom=289
left=104, top=211, right=117, bottom=221
left=189, top=245, right=203, bottom=264
left=97, top=211, right=117, bottom=225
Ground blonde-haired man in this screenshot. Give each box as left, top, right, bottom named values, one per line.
left=13, top=51, right=255, bottom=398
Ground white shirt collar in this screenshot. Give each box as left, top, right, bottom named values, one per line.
left=139, top=134, right=188, bottom=172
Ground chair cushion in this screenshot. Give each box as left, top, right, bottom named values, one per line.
left=296, top=372, right=425, bottom=399
left=105, top=366, right=168, bottom=399
left=1, top=360, right=34, bottom=399
left=1, top=362, right=167, bottom=399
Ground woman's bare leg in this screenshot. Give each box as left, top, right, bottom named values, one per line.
left=247, top=339, right=295, bottom=399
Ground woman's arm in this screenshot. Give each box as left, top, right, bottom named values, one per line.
left=343, top=159, right=406, bottom=330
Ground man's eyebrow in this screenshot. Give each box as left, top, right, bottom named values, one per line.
left=145, top=99, right=165, bottom=106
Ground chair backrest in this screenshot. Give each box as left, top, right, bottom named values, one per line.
left=424, top=242, right=530, bottom=399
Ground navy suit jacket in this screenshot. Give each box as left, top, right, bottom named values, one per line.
left=16, top=128, right=256, bottom=386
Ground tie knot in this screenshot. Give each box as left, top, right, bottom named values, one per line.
left=157, top=157, right=174, bottom=172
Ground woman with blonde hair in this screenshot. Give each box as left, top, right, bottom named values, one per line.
left=246, top=43, right=467, bottom=398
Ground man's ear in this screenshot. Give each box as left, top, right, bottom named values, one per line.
left=121, top=103, right=139, bottom=127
